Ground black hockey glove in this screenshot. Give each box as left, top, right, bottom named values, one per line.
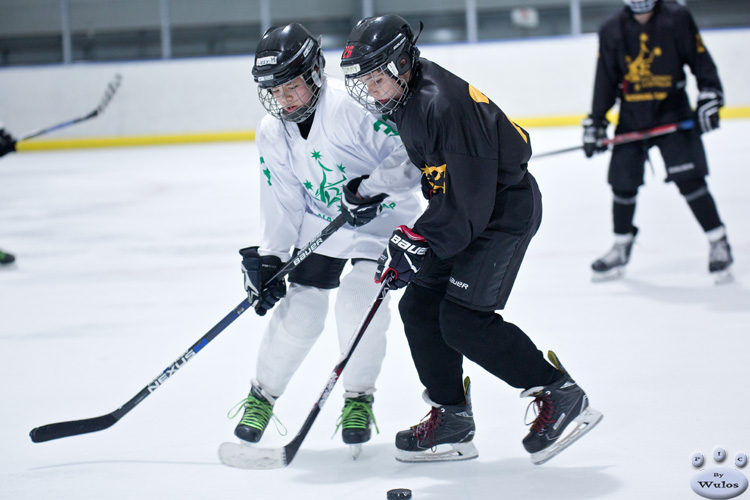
left=582, top=115, right=609, bottom=158
left=375, top=225, right=428, bottom=289
left=695, top=89, right=723, bottom=134
left=341, top=175, right=388, bottom=227
left=240, top=246, right=287, bottom=316
left=0, top=128, right=17, bottom=158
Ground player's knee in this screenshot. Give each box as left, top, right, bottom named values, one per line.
left=278, top=284, right=329, bottom=338
left=675, top=177, right=707, bottom=197
left=612, top=189, right=638, bottom=205
left=438, top=300, right=492, bottom=352
left=399, top=284, right=441, bottom=328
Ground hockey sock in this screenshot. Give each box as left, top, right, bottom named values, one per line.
left=399, top=283, right=465, bottom=405
left=676, top=179, right=723, bottom=232
left=335, top=260, right=389, bottom=394
left=612, top=189, right=638, bottom=235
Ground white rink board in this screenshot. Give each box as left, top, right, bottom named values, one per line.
left=0, top=28, right=748, bottom=138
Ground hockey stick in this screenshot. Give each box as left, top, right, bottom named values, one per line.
left=29, top=214, right=347, bottom=443
left=219, top=273, right=395, bottom=469
left=18, top=74, right=123, bottom=142
left=533, top=119, right=695, bottom=159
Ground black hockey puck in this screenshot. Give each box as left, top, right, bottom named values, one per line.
left=387, top=488, right=412, bottom=500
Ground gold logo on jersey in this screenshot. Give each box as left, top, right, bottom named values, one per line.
left=696, top=33, right=706, bottom=54
left=624, top=33, right=672, bottom=102
left=468, top=84, right=489, bottom=104
left=421, top=164, right=446, bottom=195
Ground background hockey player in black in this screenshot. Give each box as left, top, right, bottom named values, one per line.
left=341, top=15, right=602, bottom=464
left=584, top=0, right=733, bottom=283
left=0, top=124, right=17, bottom=266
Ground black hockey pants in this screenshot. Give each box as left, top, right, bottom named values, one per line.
left=399, top=283, right=560, bottom=406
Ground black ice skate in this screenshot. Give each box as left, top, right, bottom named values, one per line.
left=521, top=351, right=602, bottom=465
left=229, top=383, right=283, bottom=444
left=335, top=392, right=379, bottom=459
left=709, top=235, right=734, bottom=285
left=591, top=228, right=638, bottom=281
left=394, top=377, right=478, bottom=463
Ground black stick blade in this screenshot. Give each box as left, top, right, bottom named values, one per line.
left=30, top=414, right=118, bottom=443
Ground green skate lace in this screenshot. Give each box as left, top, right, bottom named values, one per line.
left=332, top=397, right=379, bottom=437
left=227, top=395, right=287, bottom=436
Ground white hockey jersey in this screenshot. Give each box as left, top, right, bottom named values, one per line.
left=256, top=78, right=422, bottom=261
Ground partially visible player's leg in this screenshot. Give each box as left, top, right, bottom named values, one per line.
left=675, top=178, right=733, bottom=281
left=333, top=259, right=390, bottom=447
left=394, top=271, right=476, bottom=462
left=233, top=253, right=347, bottom=443
left=444, top=171, right=600, bottom=463
left=593, top=141, right=647, bottom=280
left=335, top=259, right=389, bottom=394
left=662, top=130, right=733, bottom=281
left=591, top=192, right=638, bottom=279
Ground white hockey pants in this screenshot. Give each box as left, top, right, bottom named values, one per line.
left=254, top=260, right=390, bottom=398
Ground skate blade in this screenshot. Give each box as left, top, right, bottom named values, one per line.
left=591, top=267, right=624, bottom=282
left=394, top=442, right=478, bottom=463
left=530, top=407, right=603, bottom=465
left=350, top=443, right=363, bottom=460
left=218, top=441, right=287, bottom=469
left=712, top=269, right=734, bottom=285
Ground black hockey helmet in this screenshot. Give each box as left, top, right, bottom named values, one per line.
left=252, top=23, right=325, bottom=122
left=340, top=15, right=421, bottom=115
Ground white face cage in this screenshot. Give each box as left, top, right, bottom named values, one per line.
left=343, top=62, right=410, bottom=115
left=623, top=0, right=657, bottom=13
left=257, top=68, right=324, bottom=123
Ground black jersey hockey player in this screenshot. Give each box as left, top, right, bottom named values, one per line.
left=584, top=0, right=733, bottom=283
left=341, top=15, right=602, bottom=465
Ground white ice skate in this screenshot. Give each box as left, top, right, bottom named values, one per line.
left=591, top=229, right=637, bottom=282
left=709, top=235, right=734, bottom=285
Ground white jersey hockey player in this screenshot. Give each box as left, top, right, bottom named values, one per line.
left=227, top=22, right=421, bottom=458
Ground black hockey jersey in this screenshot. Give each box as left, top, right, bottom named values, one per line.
left=592, top=1, right=722, bottom=132
left=391, top=59, right=532, bottom=260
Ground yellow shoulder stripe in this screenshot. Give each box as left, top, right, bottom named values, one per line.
left=468, top=84, right=489, bottom=104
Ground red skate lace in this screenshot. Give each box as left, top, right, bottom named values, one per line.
left=412, top=407, right=443, bottom=449
left=525, top=392, right=556, bottom=432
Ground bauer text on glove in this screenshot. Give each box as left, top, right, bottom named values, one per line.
left=375, top=226, right=428, bottom=289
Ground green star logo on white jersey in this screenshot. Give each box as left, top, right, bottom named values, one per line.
left=304, top=150, right=347, bottom=208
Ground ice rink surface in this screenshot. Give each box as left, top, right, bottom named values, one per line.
left=1, top=121, right=748, bottom=500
